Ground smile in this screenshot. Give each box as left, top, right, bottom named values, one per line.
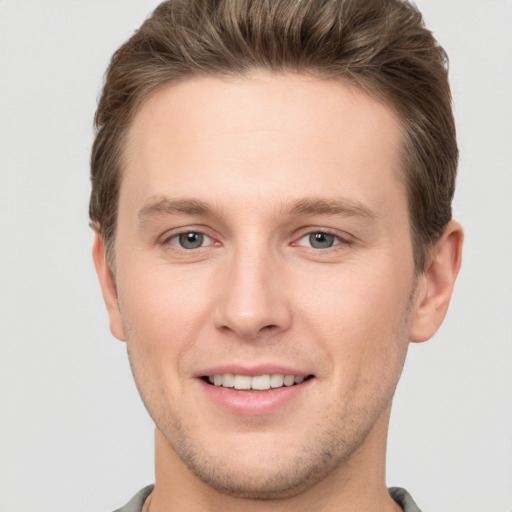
left=199, top=370, right=315, bottom=415
left=206, top=373, right=310, bottom=390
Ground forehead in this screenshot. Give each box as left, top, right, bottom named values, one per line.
left=122, top=73, right=405, bottom=216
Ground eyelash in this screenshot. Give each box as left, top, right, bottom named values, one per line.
left=161, top=228, right=351, bottom=252
left=163, top=231, right=217, bottom=250
left=293, top=230, right=350, bottom=250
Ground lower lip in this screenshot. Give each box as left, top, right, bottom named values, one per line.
left=198, top=378, right=313, bottom=416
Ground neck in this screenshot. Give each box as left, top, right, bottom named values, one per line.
left=148, top=406, right=401, bottom=512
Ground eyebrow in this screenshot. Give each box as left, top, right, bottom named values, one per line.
left=138, top=195, right=378, bottom=225
left=286, top=197, right=378, bottom=219
left=138, top=196, right=212, bottom=225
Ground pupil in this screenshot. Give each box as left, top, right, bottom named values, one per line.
left=179, top=232, right=203, bottom=249
left=310, top=232, right=334, bottom=249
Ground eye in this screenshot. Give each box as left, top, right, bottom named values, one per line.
left=296, top=232, right=343, bottom=249
left=169, top=231, right=214, bottom=249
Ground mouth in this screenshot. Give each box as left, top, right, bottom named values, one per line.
left=198, top=369, right=315, bottom=415
left=202, top=373, right=314, bottom=391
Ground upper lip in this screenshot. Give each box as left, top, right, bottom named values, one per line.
left=195, top=364, right=312, bottom=378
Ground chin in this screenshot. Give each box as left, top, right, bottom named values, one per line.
left=159, top=418, right=365, bottom=500
left=180, top=451, right=336, bottom=500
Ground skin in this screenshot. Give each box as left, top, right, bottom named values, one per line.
left=93, top=74, right=463, bottom=512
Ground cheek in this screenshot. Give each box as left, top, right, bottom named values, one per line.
left=299, top=262, right=410, bottom=327
left=296, top=262, right=413, bottom=375
left=117, top=267, right=212, bottom=375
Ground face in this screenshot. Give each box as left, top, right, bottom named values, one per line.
left=101, top=74, right=422, bottom=498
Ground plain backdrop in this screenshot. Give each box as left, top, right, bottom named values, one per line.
left=1, top=1, right=511, bottom=511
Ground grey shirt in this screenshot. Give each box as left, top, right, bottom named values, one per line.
left=113, top=485, right=422, bottom=512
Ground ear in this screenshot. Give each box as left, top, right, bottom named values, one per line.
left=410, top=220, right=463, bottom=343
left=92, top=232, right=126, bottom=341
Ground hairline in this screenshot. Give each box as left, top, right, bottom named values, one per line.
left=101, top=70, right=436, bottom=274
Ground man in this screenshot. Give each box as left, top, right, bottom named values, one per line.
left=90, top=0, right=463, bottom=511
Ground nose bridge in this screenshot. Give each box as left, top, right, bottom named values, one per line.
left=214, top=235, right=291, bottom=340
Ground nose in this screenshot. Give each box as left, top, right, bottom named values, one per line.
left=213, top=244, right=292, bottom=341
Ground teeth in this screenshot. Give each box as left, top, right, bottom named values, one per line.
left=251, top=374, right=271, bottom=390
left=283, top=375, right=295, bottom=386
left=222, top=373, right=235, bottom=387
left=234, top=375, right=251, bottom=390
left=270, top=374, right=284, bottom=388
left=208, top=373, right=306, bottom=390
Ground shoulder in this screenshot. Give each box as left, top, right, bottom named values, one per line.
left=389, top=487, right=423, bottom=512
left=112, top=485, right=154, bottom=512
left=112, top=485, right=418, bottom=512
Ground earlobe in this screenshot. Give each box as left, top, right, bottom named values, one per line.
left=92, top=233, right=126, bottom=341
left=409, top=221, right=464, bottom=343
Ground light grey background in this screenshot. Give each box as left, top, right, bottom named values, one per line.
left=0, top=1, right=511, bottom=511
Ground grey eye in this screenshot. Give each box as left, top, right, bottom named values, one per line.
left=308, top=232, right=336, bottom=249
left=178, top=232, right=205, bottom=249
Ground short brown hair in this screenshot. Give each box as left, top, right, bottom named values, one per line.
left=90, top=0, right=457, bottom=271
